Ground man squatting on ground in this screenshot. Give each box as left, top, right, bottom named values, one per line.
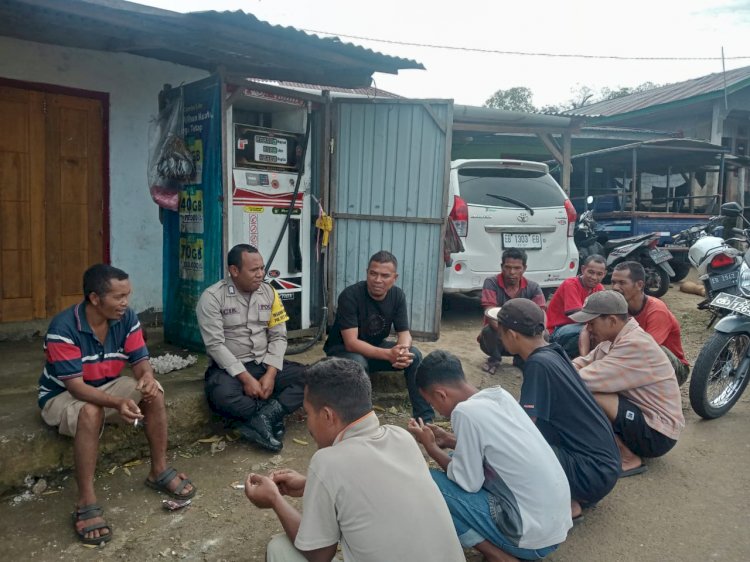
left=38, top=264, right=195, bottom=545
left=489, top=299, right=620, bottom=519
left=409, top=350, right=572, bottom=562
left=323, top=250, right=434, bottom=422
left=244, top=357, right=465, bottom=562
left=546, top=254, right=607, bottom=358
left=570, top=290, right=685, bottom=476
left=197, top=244, right=305, bottom=452
left=478, top=248, right=546, bottom=374
left=611, top=261, right=691, bottom=386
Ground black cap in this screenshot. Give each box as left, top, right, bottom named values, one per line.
left=488, top=298, right=545, bottom=337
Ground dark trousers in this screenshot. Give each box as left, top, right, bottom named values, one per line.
left=326, top=342, right=434, bottom=422
left=478, top=324, right=509, bottom=361
left=204, top=360, right=305, bottom=423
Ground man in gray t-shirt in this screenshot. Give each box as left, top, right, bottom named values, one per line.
left=244, top=357, right=464, bottom=562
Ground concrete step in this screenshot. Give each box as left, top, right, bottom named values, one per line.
left=0, top=329, right=409, bottom=495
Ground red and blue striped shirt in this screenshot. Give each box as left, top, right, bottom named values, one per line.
left=38, top=302, right=149, bottom=408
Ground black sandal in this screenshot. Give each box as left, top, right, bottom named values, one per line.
left=72, top=504, right=112, bottom=545
left=145, top=467, right=196, bottom=499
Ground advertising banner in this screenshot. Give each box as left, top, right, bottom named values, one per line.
left=163, top=75, right=223, bottom=350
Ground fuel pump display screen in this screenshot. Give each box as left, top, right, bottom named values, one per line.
left=255, top=135, right=288, bottom=165
left=235, top=124, right=303, bottom=172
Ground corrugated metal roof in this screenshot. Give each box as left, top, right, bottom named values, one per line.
left=252, top=80, right=403, bottom=99
left=564, top=65, right=750, bottom=118
left=0, top=0, right=423, bottom=88
left=570, top=138, right=730, bottom=174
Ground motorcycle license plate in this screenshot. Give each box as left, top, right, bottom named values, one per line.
left=708, top=270, right=739, bottom=291
left=503, top=233, right=542, bottom=249
left=648, top=248, right=673, bottom=264
left=710, top=293, right=750, bottom=317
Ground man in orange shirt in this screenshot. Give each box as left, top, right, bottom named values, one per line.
left=611, top=261, right=690, bottom=386
left=546, top=255, right=606, bottom=358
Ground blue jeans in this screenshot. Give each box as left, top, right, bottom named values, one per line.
left=326, top=342, right=434, bottom=422
left=550, top=323, right=583, bottom=359
left=431, top=469, right=558, bottom=560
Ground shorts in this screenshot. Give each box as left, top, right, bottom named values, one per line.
left=612, top=396, right=676, bottom=458
left=41, top=376, right=162, bottom=437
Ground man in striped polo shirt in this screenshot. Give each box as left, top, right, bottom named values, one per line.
left=38, top=264, right=195, bottom=545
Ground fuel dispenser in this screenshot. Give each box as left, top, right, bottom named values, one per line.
left=227, top=97, right=313, bottom=332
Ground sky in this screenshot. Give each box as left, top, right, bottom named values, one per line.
left=139, top=0, right=750, bottom=108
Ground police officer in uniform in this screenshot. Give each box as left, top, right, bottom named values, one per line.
left=196, top=244, right=305, bottom=451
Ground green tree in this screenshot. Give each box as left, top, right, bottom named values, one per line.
left=483, top=87, right=537, bottom=112
left=599, top=81, right=660, bottom=102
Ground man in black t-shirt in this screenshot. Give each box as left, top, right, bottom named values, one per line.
left=324, top=251, right=433, bottom=422
left=490, top=298, right=620, bottom=520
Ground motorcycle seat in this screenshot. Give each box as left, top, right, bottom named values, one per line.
left=604, top=233, right=654, bottom=249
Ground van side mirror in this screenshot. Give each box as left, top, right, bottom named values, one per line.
left=720, top=201, right=743, bottom=217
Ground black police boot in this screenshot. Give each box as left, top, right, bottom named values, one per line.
left=238, top=411, right=282, bottom=452
left=258, top=399, right=287, bottom=441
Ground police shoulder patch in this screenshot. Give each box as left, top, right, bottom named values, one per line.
left=267, top=288, right=290, bottom=328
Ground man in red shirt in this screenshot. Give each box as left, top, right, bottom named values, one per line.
left=547, top=255, right=607, bottom=358
left=478, top=248, right=546, bottom=373
left=611, top=261, right=690, bottom=385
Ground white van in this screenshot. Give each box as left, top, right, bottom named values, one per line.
left=443, top=159, right=579, bottom=297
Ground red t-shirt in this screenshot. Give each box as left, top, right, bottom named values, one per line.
left=546, top=276, right=603, bottom=330
left=634, top=296, right=689, bottom=365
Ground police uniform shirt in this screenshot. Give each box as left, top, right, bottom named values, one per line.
left=196, top=278, right=289, bottom=375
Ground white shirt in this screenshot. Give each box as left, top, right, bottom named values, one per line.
left=448, top=386, right=573, bottom=550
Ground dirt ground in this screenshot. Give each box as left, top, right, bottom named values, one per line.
left=2, top=280, right=750, bottom=561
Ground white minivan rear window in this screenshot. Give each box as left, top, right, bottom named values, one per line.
left=458, top=168, right=566, bottom=207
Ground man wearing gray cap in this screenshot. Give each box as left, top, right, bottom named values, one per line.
left=569, top=290, right=685, bottom=477
left=489, top=299, right=620, bottom=520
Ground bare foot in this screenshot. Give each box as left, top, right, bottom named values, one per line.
left=615, top=435, right=643, bottom=472
left=571, top=499, right=582, bottom=519
left=474, top=540, right=519, bottom=562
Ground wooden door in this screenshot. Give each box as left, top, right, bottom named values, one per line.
left=0, top=85, right=103, bottom=322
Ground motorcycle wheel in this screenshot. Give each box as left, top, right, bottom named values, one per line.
left=669, top=260, right=691, bottom=282
left=642, top=261, right=670, bottom=298
left=690, top=332, right=750, bottom=419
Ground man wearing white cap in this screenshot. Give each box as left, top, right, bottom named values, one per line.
left=569, top=290, right=685, bottom=477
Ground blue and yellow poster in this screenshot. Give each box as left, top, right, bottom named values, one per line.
left=163, top=75, right=223, bottom=350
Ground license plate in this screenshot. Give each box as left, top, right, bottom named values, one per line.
left=648, top=248, right=673, bottom=264
left=709, top=270, right=739, bottom=290
left=503, top=233, right=542, bottom=249
left=710, top=293, right=750, bottom=317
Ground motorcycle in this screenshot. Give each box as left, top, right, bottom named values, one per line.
left=690, top=202, right=750, bottom=419
left=574, top=198, right=674, bottom=298
left=686, top=212, right=743, bottom=312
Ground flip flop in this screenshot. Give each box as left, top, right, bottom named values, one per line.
left=72, top=504, right=112, bottom=545
left=619, top=464, right=648, bottom=479
left=481, top=359, right=499, bottom=375
left=145, top=467, right=196, bottom=499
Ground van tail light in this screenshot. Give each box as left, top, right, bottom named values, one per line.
left=451, top=195, right=468, bottom=237
left=710, top=253, right=735, bottom=269
left=564, top=200, right=576, bottom=237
